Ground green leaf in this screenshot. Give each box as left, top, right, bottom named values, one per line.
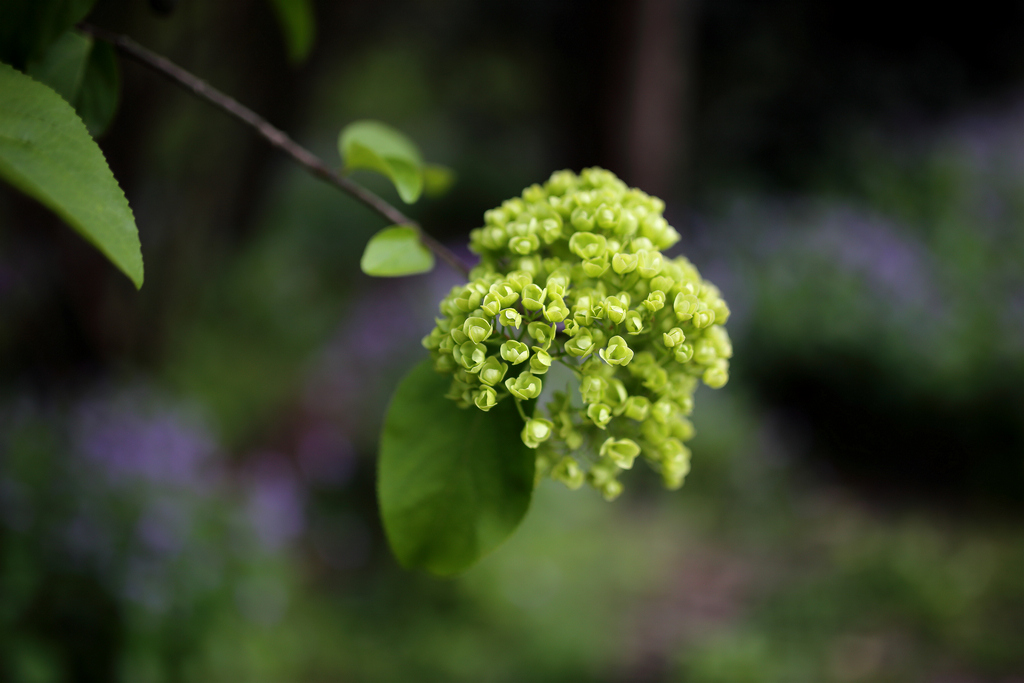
left=25, top=30, right=92, bottom=103
left=423, top=163, right=456, bottom=198
left=0, top=0, right=96, bottom=69
left=74, top=41, right=119, bottom=136
left=0, top=61, right=143, bottom=288
left=379, top=361, right=535, bottom=576
left=265, top=0, right=315, bottom=64
left=339, top=120, right=424, bottom=204
left=360, top=225, right=434, bottom=277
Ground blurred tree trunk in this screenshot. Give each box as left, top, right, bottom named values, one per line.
left=608, top=0, right=692, bottom=204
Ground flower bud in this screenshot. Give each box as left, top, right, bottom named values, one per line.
left=572, top=296, right=594, bottom=325
left=565, top=331, right=596, bottom=357
left=569, top=232, right=607, bottom=260
left=706, top=325, right=733, bottom=359
left=463, top=317, right=493, bottom=344
left=595, top=203, right=620, bottom=230
left=616, top=209, right=639, bottom=237
left=491, top=283, right=519, bottom=308
left=505, top=372, right=543, bottom=400
left=604, top=378, right=628, bottom=407
left=539, top=217, right=563, bottom=243
left=498, top=308, right=522, bottom=328
left=651, top=398, right=676, bottom=424
left=582, top=256, right=609, bottom=277
left=642, top=366, right=668, bottom=393
left=612, top=252, right=638, bottom=274
left=478, top=357, right=508, bottom=386
left=529, top=347, right=553, bottom=374
left=692, top=309, right=716, bottom=329
left=673, top=293, right=700, bottom=320
left=421, top=328, right=445, bottom=350
left=703, top=359, right=729, bottom=388
left=693, top=339, right=718, bottom=365
left=454, top=287, right=483, bottom=312
left=673, top=343, right=694, bottom=363
left=663, top=327, right=685, bottom=348
left=551, top=456, right=584, bottom=489
left=635, top=250, right=663, bottom=278
left=521, top=418, right=554, bottom=448
left=506, top=270, right=533, bottom=292
left=650, top=275, right=675, bottom=294
left=521, top=283, right=547, bottom=310
left=527, top=321, right=556, bottom=349
left=603, top=296, right=627, bottom=324
left=712, top=298, right=731, bottom=325
left=643, top=290, right=666, bottom=313
left=600, top=437, right=641, bottom=470
left=474, top=386, right=497, bottom=411
left=672, top=417, right=695, bottom=442
left=570, top=207, right=595, bottom=231
left=599, top=478, right=624, bottom=501
left=434, top=353, right=456, bottom=373
left=522, top=183, right=546, bottom=203
left=587, top=402, right=613, bottom=429
left=622, top=395, right=650, bottom=421
left=642, top=418, right=670, bottom=445
left=624, top=310, right=644, bottom=335
left=599, top=336, right=634, bottom=366
left=480, top=293, right=501, bottom=317
left=458, top=341, right=487, bottom=371
left=580, top=375, right=607, bottom=404
left=544, top=296, right=570, bottom=322
left=500, top=340, right=530, bottom=364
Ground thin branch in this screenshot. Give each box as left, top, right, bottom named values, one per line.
left=77, top=22, right=471, bottom=277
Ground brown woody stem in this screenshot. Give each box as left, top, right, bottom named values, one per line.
left=78, top=22, right=471, bottom=277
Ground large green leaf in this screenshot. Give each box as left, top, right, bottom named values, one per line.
left=265, top=0, right=315, bottom=64
left=379, top=360, right=535, bottom=576
left=0, top=61, right=142, bottom=288
left=0, top=0, right=96, bottom=69
left=339, top=120, right=424, bottom=204
left=360, top=225, right=434, bottom=277
left=25, top=30, right=91, bottom=103
left=23, top=31, right=120, bottom=138
left=74, top=41, right=119, bottom=137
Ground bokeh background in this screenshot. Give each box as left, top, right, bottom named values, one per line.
left=3, top=0, right=1024, bottom=681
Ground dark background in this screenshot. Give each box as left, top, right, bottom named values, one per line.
left=2, top=0, right=1024, bottom=680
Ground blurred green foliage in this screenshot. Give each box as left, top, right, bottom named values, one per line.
left=2, top=0, right=1024, bottom=680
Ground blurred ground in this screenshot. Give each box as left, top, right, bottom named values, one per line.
left=2, top=0, right=1024, bottom=681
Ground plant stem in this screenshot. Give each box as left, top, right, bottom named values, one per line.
left=77, top=22, right=471, bottom=277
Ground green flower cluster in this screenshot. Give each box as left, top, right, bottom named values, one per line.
left=421, top=168, right=732, bottom=500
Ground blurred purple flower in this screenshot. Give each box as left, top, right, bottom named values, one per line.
left=806, top=208, right=937, bottom=307
left=244, top=455, right=305, bottom=552
left=73, top=393, right=216, bottom=489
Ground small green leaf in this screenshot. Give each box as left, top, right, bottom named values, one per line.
left=423, top=163, right=456, bottom=198
left=265, top=0, right=315, bottom=64
left=379, top=361, right=535, bottom=576
left=0, top=61, right=142, bottom=288
left=360, top=225, right=434, bottom=277
left=74, top=41, right=119, bottom=137
left=25, top=30, right=92, bottom=103
left=339, top=120, right=424, bottom=203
